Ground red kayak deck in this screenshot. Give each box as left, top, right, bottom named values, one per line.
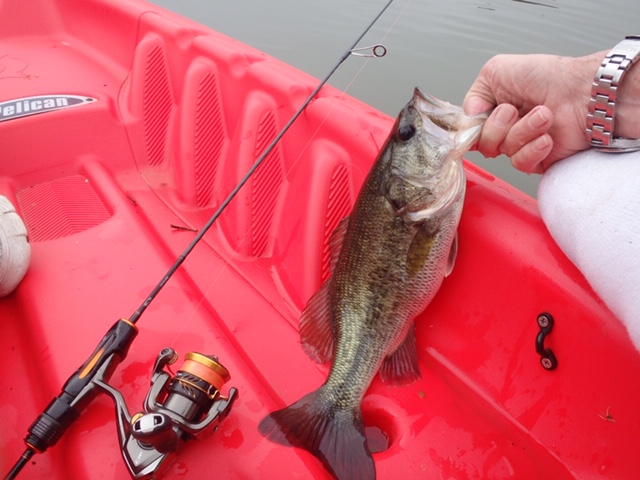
left=1, top=0, right=639, bottom=478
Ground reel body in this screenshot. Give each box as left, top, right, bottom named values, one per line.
left=96, top=348, right=237, bottom=479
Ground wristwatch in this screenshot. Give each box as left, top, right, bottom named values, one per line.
left=586, top=35, right=640, bottom=152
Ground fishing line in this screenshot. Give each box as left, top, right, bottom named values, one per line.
left=278, top=0, right=414, bottom=209
left=161, top=0, right=399, bottom=344
left=166, top=236, right=249, bottom=348
left=3, top=3, right=399, bottom=480
left=128, top=0, right=395, bottom=326
left=343, top=0, right=414, bottom=93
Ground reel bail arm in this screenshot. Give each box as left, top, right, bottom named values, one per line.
left=95, top=347, right=237, bottom=479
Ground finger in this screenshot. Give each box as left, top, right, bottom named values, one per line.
left=473, top=104, right=518, bottom=157
left=509, top=133, right=553, bottom=174
left=499, top=106, right=553, bottom=157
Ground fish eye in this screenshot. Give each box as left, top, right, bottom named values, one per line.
left=397, top=124, right=416, bottom=141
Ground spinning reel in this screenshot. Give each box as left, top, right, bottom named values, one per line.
left=95, top=347, right=238, bottom=479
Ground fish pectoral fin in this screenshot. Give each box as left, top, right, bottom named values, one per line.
left=444, top=232, right=458, bottom=277
left=299, top=280, right=334, bottom=363
left=406, top=225, right=436, bottom=277
left=379, top=326, right=421, bottom=385
left=259, top=388, right=374, bottom=480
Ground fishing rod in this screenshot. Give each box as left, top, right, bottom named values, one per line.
left=4, top=1, right=394, bottom=479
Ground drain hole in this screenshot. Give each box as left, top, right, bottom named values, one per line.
left=365, top=425, right=389, bottom=453
left=362, top=397, right=401, bottom=453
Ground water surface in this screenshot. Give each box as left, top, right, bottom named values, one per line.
left=151, top=0, right=639, bottom=197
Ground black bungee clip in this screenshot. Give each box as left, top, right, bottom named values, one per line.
left=536, top=312, right=558, bottom=370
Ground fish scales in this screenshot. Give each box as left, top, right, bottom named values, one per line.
left=326, top=166, right=456, bottom=406
left=260, top=88, right=488, bottom=480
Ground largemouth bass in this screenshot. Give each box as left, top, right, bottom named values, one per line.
left=259, top=88, right=488, bottom=479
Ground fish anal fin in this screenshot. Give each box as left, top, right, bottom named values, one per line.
left=299, top=280, right=334, bottom=363
left=379, top=326, right=421, bottom=385
left=259, top=389, right=375, bottom=480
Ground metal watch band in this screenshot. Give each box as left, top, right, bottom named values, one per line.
left=586, top=35, right=640, bottom=152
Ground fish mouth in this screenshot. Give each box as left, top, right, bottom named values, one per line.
left=412, top=87, right=488, bottom=151
left=385, top=89, right=486, bottom=222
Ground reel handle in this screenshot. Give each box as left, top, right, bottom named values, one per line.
left=131, top=412, right=177, bottom=453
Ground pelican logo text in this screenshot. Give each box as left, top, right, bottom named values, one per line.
left=0, top=95, right=96, bottom=122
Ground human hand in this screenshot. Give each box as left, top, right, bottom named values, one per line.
left=463, top=52, right=606, bottom=173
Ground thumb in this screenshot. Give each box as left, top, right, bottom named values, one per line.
left=463, top=94, right=496, bottom=117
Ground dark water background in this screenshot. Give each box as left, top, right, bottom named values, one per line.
left=151, top=0, right=639, bottom=197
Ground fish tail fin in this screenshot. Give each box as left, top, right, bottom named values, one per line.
left=258, top=388, right=375, bottom=480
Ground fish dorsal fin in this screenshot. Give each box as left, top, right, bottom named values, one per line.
left=444, top=232, right=458, bottom=277
left=299, top=280, right=334, bottom=363
left=328, top=216, right=349, bottom=274
left=379, top=326, right=421, bottom=385
left=298, top=217, right=350, bottom=363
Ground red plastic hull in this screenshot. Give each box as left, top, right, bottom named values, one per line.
left=1, top=1, right=638, bottom=478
